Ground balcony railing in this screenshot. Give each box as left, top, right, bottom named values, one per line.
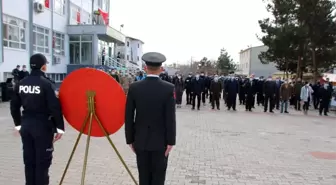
left=98, top=55, right=126, bottom=69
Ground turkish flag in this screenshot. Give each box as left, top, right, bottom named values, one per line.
left=76, top=11, right=80, bottom=23
left=98, top=8, right=109, bottom=25
left=45, top=0, right=49, bottom=8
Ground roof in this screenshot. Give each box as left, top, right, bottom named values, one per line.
left=126, top=36, right=144, bottom=44
left=239, top=45, right=266, bottom=54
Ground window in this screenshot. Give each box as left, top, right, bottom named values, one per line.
left=46, top=73, right=66, bottom=82
left=137, top=56, right=139, bottom=61
left=127, top=41, right=129, bottom=47
left=127, top=55, right=129, bottom=60
left=54, top=0, right=66, bottom=15
left=138, top=43, right=139, bottom=48
left=2, top=14, right=26, bottom=50
left=33, top=25, right=50, bottom=53
left=53, top=32, right=65, bottom=55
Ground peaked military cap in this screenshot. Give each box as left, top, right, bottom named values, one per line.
left=142, top=52, right=166, bottom=67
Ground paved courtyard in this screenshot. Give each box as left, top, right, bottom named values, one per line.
left=0, top=101, right=335, bottom=185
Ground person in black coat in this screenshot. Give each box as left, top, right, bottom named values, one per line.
left=312, top=82, right=321, bottom=109
left=200, top=72, right=208, bottom=105
left=184, top=73, right=193, bottom=104
left=12, top=65, right=21, bottom=84
left=174, top=74, right=184, bottom=107
left=274, top=77, right=282, bottom=110
left=238, top=78, right=246, bottom=105
left=125, top=52, right=176, bottom=185
left=10, top=54, right=64, bottom=185
left=256, top=76, right=265, bottom=106
left=225, top=75, right=239, bottom=111
left=191, top=72, right=205, bottom=110
left=19, top=65, right=30, bottom=80
left=244, top=77, right=257, bottom=111
left=210, top=75, right=222, bottom=110
left=159, top=71, right=171, bottom=83
left=263, top=76, right=277, bottom=113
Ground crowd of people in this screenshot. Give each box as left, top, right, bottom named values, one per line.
left=142, top=71, right=334, bottom=116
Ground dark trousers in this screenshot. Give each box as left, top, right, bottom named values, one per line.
left=20, top=123, right=54, bottom=185
left=211, top=94, right=220, bottom=109
left=257, top=93, right=264, bottom=105
left=192, top=93, right=201, bottom=109
left=201, top=92, right=206, bottom=104
left=319, top=99, right=329, bottom=115
left=293, top=95, right=301, bottom=110
left=313, top=95, right=320, bottom=109
left=264, top=94, right=274, bottom=112
left=186, top=90, right=192, bottom=104
left=239, top=93, right=245, bottom=105
left=209, top=92, right=213, bottom=103
left=274, top=93, right=280, bottom=109
left=175, top=91, right=183, bottom=105
left=135, top=150, right=168, bottom=185
left=245, top=95, right=254, bottom=110
left=303, top=101, right=309, bottom=111
left=227, top=94, right=237, bottom=110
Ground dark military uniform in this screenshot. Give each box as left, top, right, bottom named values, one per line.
left=125, top=52, right=176, bottom=185
left=10, top=54, right=64, bottom=185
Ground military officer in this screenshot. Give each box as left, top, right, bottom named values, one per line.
left=125, top=52, right=176, bottom=185
left=10, top=53, right=65, bottom=185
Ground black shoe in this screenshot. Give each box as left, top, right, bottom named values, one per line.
left=192, top=107, right=195, bottom=110
left=249, top=109, right=252, bottom=112
left=217, top=108, right=220, bottom=110
left=212, top=107, right=215, bottom=110
left=264, top=110, right=267, bottom=112
left=284, top=111, right=289, bottom=113
left=324, top=113, right=328, bottom=116
left=197, top=108, right=200, bottom=110
left=270, top=111, right=274, bottom=113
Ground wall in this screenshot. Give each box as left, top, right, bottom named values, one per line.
left=1, top=0, right=69, bottom=81
left=250, top=45, right=279, bottom=77
left=238, top=49, right=251, bottom=75
left=117, top=37, right=144, bottom=70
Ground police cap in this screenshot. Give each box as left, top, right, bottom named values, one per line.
left=142, top=52, right=166, bottom=67
left=30, top=53, right=47, bottom=70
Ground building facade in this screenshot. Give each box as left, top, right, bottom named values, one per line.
left=237, top=45, right=280, bottom=77
left=0, top=0, right=143, bottom=82
left=116, top=36, right=144, bottom=73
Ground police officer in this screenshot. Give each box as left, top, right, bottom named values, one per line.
left=10, top=53, right=65, bottom=185
left=125, top=52, right=176, bottom=185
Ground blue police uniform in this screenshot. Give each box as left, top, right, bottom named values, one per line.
left=10, top=53, right=65, bottom=185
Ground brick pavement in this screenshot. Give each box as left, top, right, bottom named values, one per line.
left=0, top=101, right=335, bottom=185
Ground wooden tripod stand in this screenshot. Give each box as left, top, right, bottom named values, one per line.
left=58, top=91, right=138, bottom=185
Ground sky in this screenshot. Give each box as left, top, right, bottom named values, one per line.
left=110, top=0, right=270, bottom=64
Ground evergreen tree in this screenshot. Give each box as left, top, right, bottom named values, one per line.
left=216, top=48, right=237, bottom=75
